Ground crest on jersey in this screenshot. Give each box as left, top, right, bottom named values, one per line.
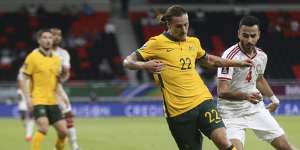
left=189, top=45, right=196, bottom=51
left=221, top=67, right=229, bottom=74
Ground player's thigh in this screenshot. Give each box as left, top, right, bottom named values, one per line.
left=53, top=119, right=68, bottom=137
left=46, top=105, right=64, bottom=125
left=33, top=105, right=50, bottom=131
left=250, top=110, right=284, bottom=143
left=197, top=100, right=225, bottom=138
left=33, top=105, right=48, bottom=121
left=167, top=109, right=203, bottom=150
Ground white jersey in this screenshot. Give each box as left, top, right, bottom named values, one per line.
left=17, top=68, right=27, bottom=111
left=217, top=44, right=268, bottom=118
left=53, top=47, right=72, bottom=113
left=17, top=89, right=28, bottom=111
left=53, top=47, right=71, bottom=69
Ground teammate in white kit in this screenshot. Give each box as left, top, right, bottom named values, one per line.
left=217, top=16, right=296, bottom=150
left=17, top=68, right=34, bottom=142
left=51, top=28, right=80, bottom=150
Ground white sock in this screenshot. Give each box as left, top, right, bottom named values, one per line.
left=69, top=127, right=79, bottom=149
left=25, top=119, right=34, bottom=138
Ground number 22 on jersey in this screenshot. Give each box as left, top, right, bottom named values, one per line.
left=180, top=57, right=192, bottom=70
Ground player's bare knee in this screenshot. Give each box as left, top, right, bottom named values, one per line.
left=38, top=126, right=49, bottom=134
left=219, top=140, right=232, bottom=150
left=214, top=137, right=232, bottom=149
left=211, top=128, right=230, bottom=146
left=57, top=126, right=68, bottom=138
left=65, top=111, right=74, bottom=128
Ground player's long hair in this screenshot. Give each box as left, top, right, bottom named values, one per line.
left=159, top=5, right=187, bottom=28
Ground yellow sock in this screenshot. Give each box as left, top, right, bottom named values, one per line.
left=32, top=131, right=45, bottom=150
left=55, top=137, right=66, bottom=150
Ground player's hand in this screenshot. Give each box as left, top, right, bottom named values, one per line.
left=237, top=59, right=253, bottom=67
left=246, top=92, right=262, bottom=104
left=266, top=102, right=279, bottom=113
left=144, top=59, right=164, bottom=73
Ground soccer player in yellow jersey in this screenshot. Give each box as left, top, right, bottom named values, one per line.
left=123, top=5, right=252, bottom=150
left=20, top=29, right=68, bottom=150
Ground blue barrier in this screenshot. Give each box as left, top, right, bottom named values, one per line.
left=1, top=100, right=300, bottom=118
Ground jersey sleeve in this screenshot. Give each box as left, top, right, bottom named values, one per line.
left=258, top=53, right=268, bottom=75
left=136, top=37, right=159, bottom=61
left=194, top=38, right=206, bottom=59
left=62, top=50, right=71, bottom=69
left=217, top=51, right=234, bottom=80
left=22, top=53, right=35, bottom=76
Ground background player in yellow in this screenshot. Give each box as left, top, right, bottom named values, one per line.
left=20, top=29, right=68, bottom=150
left=123, top=5, right=252, bottom=150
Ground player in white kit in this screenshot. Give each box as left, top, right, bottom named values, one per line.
left=217, top=16, right=296, bottom=150
left=17, top=68, right=34, bottom=142
left=51, top=28, right=80, bottom=150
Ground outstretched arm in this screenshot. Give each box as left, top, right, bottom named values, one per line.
left=123, top=52, right=164, bottom=73
left=200, top=54, right=252, bottom=68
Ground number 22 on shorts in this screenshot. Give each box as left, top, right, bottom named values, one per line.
left=204, top=109, right=221, bottom=124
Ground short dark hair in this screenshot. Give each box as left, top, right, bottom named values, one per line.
left=160, top=5, right=187, bottom=25
left=36, top=28, right=52, bottom=39
left=239, top=15, right=260, bottom=29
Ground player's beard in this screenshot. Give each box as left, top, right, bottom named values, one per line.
left=178, top=32, right=187, bottom=41
left=52, top=43, right=59, bottom=49
left=241, top=42, right=255, bottom=53
left=42, top=47, right=51, bottom=51
left=53, top=38, right=61, bottom=48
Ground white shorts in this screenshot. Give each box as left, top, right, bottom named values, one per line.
left=56, top=84, right=72, bottom=113
left=18, top=100, right=28, bottom=111
left=223, top=108, right=284, bottom=144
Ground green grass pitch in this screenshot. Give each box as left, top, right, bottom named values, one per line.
left=0, top=116, right=299, bottom=150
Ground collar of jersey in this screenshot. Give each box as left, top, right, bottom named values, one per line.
left=163, top=32, right=181, bottom=42
left=238, top=43, right=257, bottom=59
left=38, top=48, right=53, bottom=57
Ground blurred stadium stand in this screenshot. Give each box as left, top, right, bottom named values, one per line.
left=0, top=0, right=300, bottom=109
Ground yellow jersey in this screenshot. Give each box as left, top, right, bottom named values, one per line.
left=137, top=33, right=212, bottom=117
left=23, top=49, right=61, bottom=105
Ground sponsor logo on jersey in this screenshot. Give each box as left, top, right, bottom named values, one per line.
left=221, top=67, right=229, bottom=74
left=166, top=49, right=174, bottom=52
